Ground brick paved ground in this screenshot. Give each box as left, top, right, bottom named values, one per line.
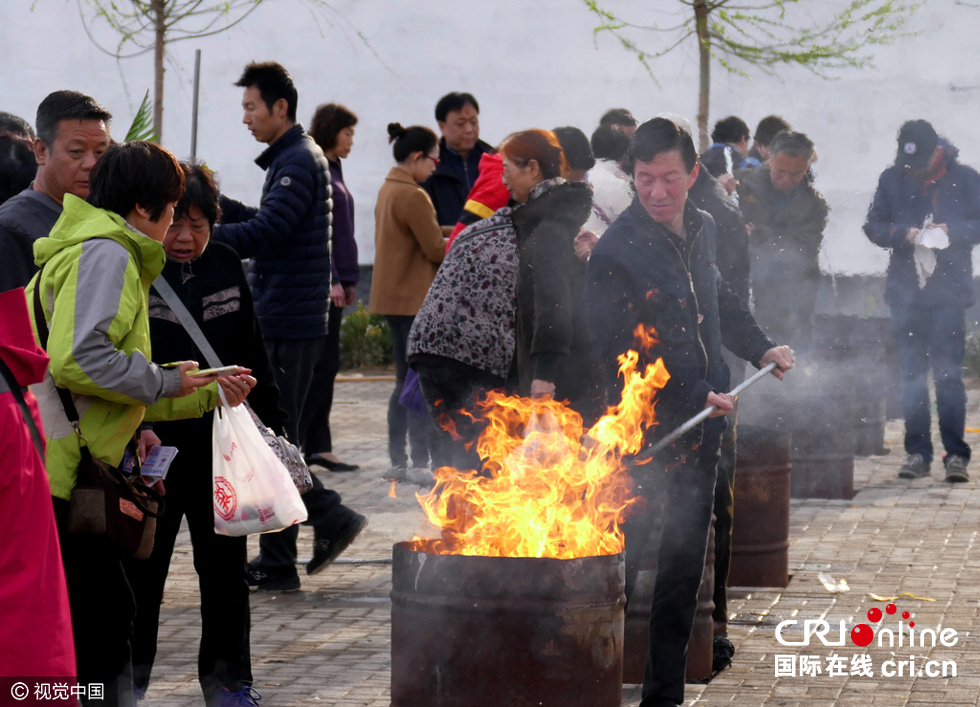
left=140, top=377, right=980, bottom=706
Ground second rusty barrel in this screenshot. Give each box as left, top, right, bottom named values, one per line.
left=390, top=541, right=625, bottom=707
left=728, top=425, right=792, bottom=587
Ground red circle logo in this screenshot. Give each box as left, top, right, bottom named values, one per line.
left=214, top=476, right=238, bottom=521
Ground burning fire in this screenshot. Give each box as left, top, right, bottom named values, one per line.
left=413, top=326, right=669, bottom=559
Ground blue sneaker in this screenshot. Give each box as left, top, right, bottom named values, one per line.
left=218, top=686, right=262, bottom=706
left=134, top=686, right=146, bottom=703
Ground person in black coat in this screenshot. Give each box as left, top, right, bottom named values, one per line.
left=125, top=164, right=283, bottom=707
left=587, top=119, right=793, bottom=707
left=213, top=62, right=366, bottom=593
left=501, top=129, right=603, bottom=422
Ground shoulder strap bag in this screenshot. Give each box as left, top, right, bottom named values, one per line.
left=33, top=266, right=164, bottom=559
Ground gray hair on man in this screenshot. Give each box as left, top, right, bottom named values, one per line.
left=769, top=130, right=815, bottom=161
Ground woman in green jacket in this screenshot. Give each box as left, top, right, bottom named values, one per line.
left=27, top=141, right=252, bottom=707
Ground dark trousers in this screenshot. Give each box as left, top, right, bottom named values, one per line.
left=53, top=497, right=137, bottom=707
left=624, top=419, right=724, bottom=707
left=124, top=434, right=252, bottom=704
left=304, top=303, right=344, bottom=453
left=257, top=337, right=346, bottom=574
left=712, top=411, right=737, bottom=625
left=892, top=304, right=970, bottom=462
left=255, top=472, right=349, bottom=572
left=414, top=360, right=502, bottom=472
left=386, top=315, right=431, bottom=468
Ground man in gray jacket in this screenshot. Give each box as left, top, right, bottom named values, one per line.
left=0, top=91, right=111, bottom=292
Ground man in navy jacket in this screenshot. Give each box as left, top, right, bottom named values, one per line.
left=864, top=119, right=980, bottom=483
left=588, top=118, right=793, bottom=707
left=422, top=92, right=495, bottom=227
left=214, top=62, right=366, bottom=592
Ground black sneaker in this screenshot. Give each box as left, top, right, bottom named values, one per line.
left=897, top=453, right=930, bottom=479
left=944, top=455, right=970, bottom=483
left=246, top=562, right=300, bottom=592
left=307, top=513, right=369, bottom=575
left=712, top=635, right=735, bottom=674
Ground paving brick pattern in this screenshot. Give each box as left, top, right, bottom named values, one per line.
left=139, top=378, right=980, bottom=706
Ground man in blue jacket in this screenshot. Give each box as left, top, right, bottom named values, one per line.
left=864, top=120, right=980, bottom=483
left=588, top=118, right=793, bottom=707
left=214, top=62, right=366, bottom=592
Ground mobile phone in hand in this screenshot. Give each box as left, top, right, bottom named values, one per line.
left=188, top=365, right=240, bottom=377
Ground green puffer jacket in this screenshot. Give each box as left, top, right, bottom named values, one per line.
left=27, top=195, right=219, bottom=500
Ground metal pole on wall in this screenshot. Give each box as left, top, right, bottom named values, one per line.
left=190, top=49, right=201, bottom=162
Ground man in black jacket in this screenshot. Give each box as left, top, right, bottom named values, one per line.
left=214, top=62, right=366, bottom=592
left=588, top=118, right=793, bottom=707
left=422, top=92, right=495, bottom=226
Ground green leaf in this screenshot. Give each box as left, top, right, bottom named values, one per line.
left=124, top=90, right=157, bottom=143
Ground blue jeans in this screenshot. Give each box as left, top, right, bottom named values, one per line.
left=891, top=304, right=970, bottom=463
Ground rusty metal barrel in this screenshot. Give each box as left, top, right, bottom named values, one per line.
left=728, top=425, right=791, bottom=587
left=390, top=541, right=625, bottom=707
left=739, top=367, right=857, bottom=500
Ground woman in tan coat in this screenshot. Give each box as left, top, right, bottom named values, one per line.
left=370, top=122, right=447, bottom=476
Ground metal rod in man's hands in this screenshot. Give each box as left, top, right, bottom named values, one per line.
left=190, top=49, right=201, bottom=162
left=631, top=361, right=779, bottom=464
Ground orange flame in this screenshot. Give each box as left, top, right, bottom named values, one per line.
left=412, top=326, right=669, bottom=559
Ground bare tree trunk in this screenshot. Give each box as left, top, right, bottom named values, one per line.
left=694, top=0, right=711, bottom=153
left=152, top=0, right=166, bottom=141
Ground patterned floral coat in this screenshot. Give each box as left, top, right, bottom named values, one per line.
left=407, top=208, right=518, bottom=379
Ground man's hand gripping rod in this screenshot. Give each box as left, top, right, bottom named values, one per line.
left=630, top=362, right=778, bottom=465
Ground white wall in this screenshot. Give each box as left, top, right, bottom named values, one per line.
left=2, top=1, right=977, bottom=274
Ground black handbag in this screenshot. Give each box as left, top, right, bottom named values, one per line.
left=33, top=267, right=165, bottom=559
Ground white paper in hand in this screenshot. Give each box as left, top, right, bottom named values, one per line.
left=916, top=226, right=950, bottom=250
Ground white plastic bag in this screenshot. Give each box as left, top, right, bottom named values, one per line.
left=212, top=390, right=308, bottom=536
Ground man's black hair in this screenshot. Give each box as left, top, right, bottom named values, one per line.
left=599, top=108, right=637, bottom=129
left=553, top=126, right=595, bottom=172
left=591, top=124, right=631, bottom=162
left=35, top=91, right=112, bottom=147
left=711, top=116, right=750, bottom=145
left=769, top=130, right=814, bottom=161
left=87, top=141, right=184, bottom=221
left=754, top=115, right=790, bottom=147
left=0, top=138, right=37, bottom=205
left=434, top=92, right=479, bottom=123
left=310, top=103, right=358, bottom=152
left=174, top=162, right=220, bottom=230
left=235, top=62, right=298, bottom=123
left=0, top=112, right=34, bottom=140
left=626, top=118, right=698, bottom=175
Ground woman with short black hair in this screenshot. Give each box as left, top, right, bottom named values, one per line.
left=28, top=141, right=229, bottom=706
